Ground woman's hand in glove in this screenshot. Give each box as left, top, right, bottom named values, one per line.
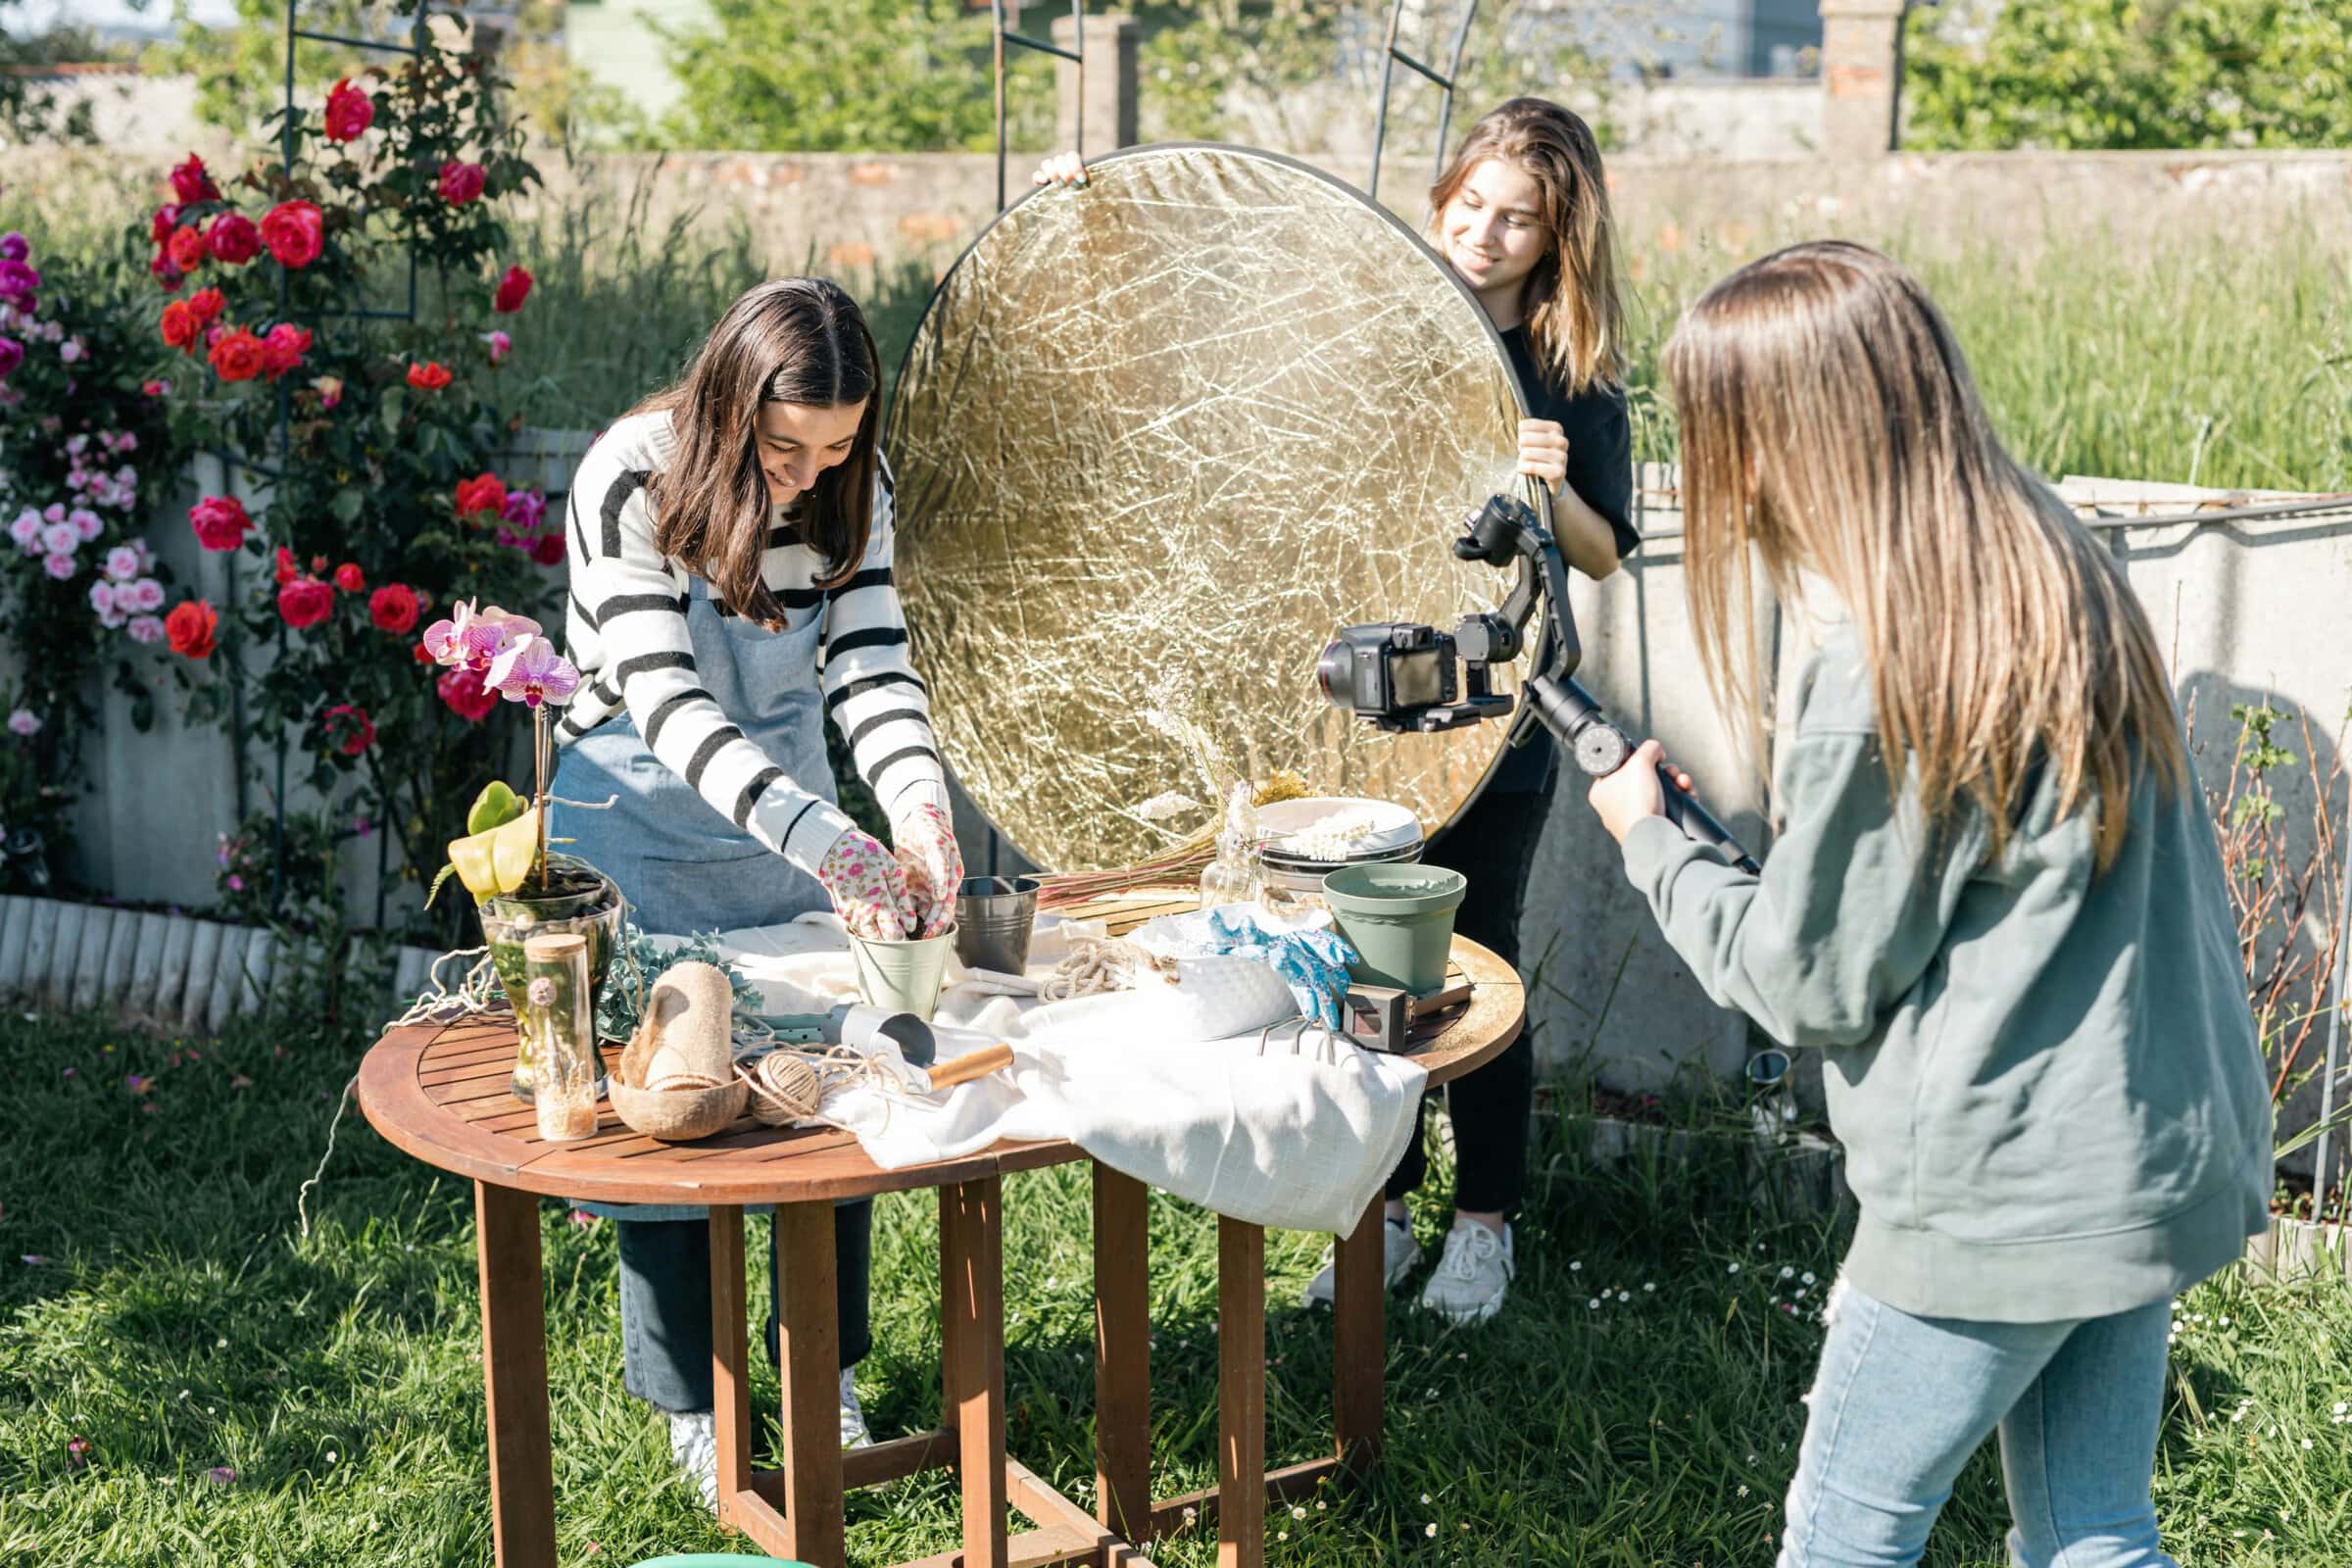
left=816, top=828, right=919, bottom=941
left=892, top=803, right=964, bottom=939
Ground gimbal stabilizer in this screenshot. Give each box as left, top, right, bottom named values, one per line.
left=1317, top=493, right=1760, bottom=874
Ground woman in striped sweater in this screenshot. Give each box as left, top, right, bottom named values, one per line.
left=551, top=276, right=960, bottom=1498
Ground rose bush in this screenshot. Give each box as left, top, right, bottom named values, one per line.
left=139, top=34, right=555, bottom=937
left=0, top=230, right=177, bottom=890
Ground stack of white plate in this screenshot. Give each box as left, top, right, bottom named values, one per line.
left=1252, top=797, right=1425, bottom=895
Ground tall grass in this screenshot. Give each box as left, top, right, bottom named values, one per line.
left=1620, top=211, right=2352, bottom=493
left=9, top=159, right=2347, bottom=492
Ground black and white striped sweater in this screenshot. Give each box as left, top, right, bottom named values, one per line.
left=555, top=409, right=950, bottom=875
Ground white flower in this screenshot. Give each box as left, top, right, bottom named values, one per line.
left=1291, top=1506, right=1305, bottom=1519
left=1780, top=1266, right=1794, bottom=1279
left=1569, top=1260, right=1581, bottom=1271
left=1424, top=1523, right=1438, bottom=1538
left=1419, top=1494, right=1432, bottom=1504
left=1738, top=1485, right=1749, bottom=1497
left=1729, top=1263, right=1740, bottom=1274
left=1643, top=1282, right=1656, bottom=1292
left=1801, top=1272, right=1816, bottom=1285
left=2335, top=1401, right=2348, bottom=1415
left=1588, top=1298, right=1599, bottom=1310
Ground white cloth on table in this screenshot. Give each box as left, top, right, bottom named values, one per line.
left=693, top=911, right=1429, bottom=1235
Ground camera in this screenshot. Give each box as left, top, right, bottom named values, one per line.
left=1316, top=623, right=1458, bottom=719
left=1318, top=492, right=1760, bottom=872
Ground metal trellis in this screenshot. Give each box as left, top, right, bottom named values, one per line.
left=1367, top=0, right=1479, bottom=204
left=269, top=2, right=433, bottom=925
left=992, top=0, right=1084, bottom=213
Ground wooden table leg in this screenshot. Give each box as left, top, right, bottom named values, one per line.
left=473, top=1182, right=556, bottom=1568
left=708, top=1205, right=752, bottom=1529
left=1216, top=1216, right=1265, bottom=1568
left=942, top=1176, right=1009, bottom=1568
left=775, top=1200, right=846, bottom=1565
left=1331, top=1192, right=1386, bottom=1480
left=1093, top=1165, right=1152, bottom=1547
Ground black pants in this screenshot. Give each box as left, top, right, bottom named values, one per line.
left=616, top=1200, right=874, bottom=1413
left=1384, top=769, right=1548, bottom=1215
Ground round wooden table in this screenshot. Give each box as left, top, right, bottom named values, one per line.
left=357, top=892, right=1523, bottom=1568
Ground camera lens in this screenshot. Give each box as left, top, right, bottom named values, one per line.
left=1315, top=640, right=1350, bottom=707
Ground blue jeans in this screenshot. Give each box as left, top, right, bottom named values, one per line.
left=1780, top=1283, right=2175, bottom=1568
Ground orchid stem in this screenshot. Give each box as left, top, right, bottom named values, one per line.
left=534, top=708, right=550, bottom=889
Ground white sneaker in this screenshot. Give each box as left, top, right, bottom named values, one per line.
left=670, top=1373, right=870, bottom=1510
left=1301, top=1216, right=1422, bottom=1307
left=668, top=1408, right=719, bottom=1509
left=839, top=1366, right=872, bottom=1449
left=1418, top=1220, right=1513, bottom=1324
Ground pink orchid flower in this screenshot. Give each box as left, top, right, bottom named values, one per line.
left=486, top=634, right=581, bottom=709
left=420, top=599, right=542, bottom=672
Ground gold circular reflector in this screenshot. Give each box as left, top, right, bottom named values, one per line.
left=887, top=144, right=1529, bottom=873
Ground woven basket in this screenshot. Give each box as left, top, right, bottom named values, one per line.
left=608, top=1076, right=749, bottom=1143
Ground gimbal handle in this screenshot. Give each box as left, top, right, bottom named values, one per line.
left=1482, top=490, right=1763, bottom=875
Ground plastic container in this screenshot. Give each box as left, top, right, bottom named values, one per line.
left=1320, top=863, right=1468, bottom=995
left=848, top=926, right=956, bottom=1021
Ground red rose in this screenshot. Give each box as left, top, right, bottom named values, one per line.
left=160, top=301, right=200, bottom=352
left=170, top=153, right=220, bottom=206
left=260, top=322, right=312, bottom=379
left=321, top=703, right=374, bottom=757
left=273, top=546, right=297, bottom=586
left=370, top=583, right=419, bottom=634
left=150, top=204, right=181, bottom=247
left=413, top=638, right=437, bottom=664
left=142, top=378, right=168, bottom=397
left=150, top=253, right=184, bottom=292
left=492, top=265, right=532, bottom=315
left=437, top=665, right=501, bottom=723
left=527, top=532, right=566, bottom=567
left=165, top=599, right=218, bottom=660
left=322, top=77, right=374, bottom=142
left=208, top=327, right=266, bottom=382
left=259, top=200, right=323, bottom=269
left=435, top=160, right=487, bottom=206
left=188, top=495, right=252, bottom=552
left=406, top=361, right=453, bottom=392
left=454, top=471, right=508, bottom=517
left=333, top=562, right=366, bottom=593
left=167, top=225, right=208, bottom=274
left=206, top=212, right=261, bottom=266
left=277, top=576, right=334, bottom=629
left=186, top=286, right=225, bottom=324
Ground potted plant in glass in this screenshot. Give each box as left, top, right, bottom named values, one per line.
left=422, top=599, right=625, bottom=1100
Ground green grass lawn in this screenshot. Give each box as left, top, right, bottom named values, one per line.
left=3, top=1008, right=2349, bottom=1566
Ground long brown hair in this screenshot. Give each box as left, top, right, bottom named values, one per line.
left=1664, top=240, right=2183, bottom=870
left=1429, top=96, right=1628, bottom=396
left=631, top=276, right=881, bottom=624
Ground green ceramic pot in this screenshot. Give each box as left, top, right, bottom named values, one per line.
left=1320, top=863, right=1468, bottom=995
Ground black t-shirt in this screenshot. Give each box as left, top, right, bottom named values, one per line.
left=1500, top=323, right=1640, bottom=559
left=1484, top=324, right=1639, bottom=793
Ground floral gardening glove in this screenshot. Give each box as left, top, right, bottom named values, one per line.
left=817, top=828, right=919, bottom=941
left=891, top=803, right=964, bottom=939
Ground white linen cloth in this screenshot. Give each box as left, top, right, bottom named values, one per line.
left=698, top=912, right=1429, bottom=1235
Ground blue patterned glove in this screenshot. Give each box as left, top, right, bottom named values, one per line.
left=1200, top=906, right=1358, bottom=1028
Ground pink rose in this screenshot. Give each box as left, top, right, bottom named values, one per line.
left=104, top=545, right=141, bottom=581
left=125, top=614, right=166, bottom=645
left=88, top=581, right=116, bottom=615
left=436, top=161, right=487, bottom=206
left=277, top=576, right=333, bottom=629
left=6, top=709, right=38, bottom=736
left=125, top=578, right=165, bottom=613
left=69, top=508, right=101, bottom=541
left=188, top=494, right=251, bottom=552
left=43, top=553, right=75, bottom=580
left=41, top=521, right=77, bottom=556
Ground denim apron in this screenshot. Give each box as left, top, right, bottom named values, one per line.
left=553, top=571, right=835, bottom=1224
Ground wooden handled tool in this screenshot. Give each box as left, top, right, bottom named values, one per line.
left=923, top=1043, right=1015, bottom=1089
